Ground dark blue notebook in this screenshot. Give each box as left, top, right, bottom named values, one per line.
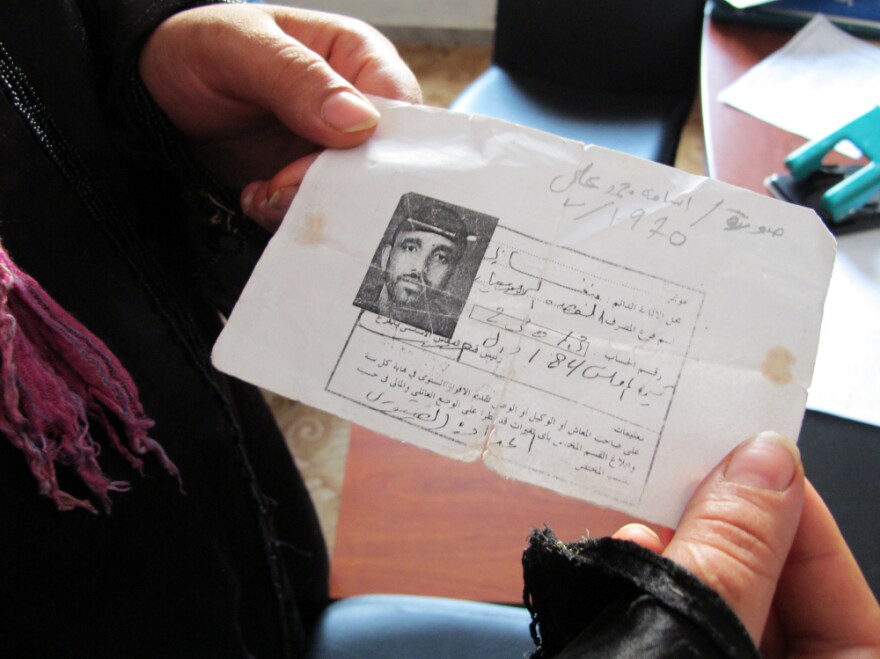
left=709, top=0, right=880, bottom=37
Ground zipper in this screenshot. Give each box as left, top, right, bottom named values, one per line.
left=0, top=39, right=298, bottom=657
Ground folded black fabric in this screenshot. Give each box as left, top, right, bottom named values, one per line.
left=522, top=529, right=760, bottom=658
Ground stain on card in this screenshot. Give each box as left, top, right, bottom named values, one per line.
left=297, top=212, right=325, bottom=245
left=762, top=346, right=795, bottom=385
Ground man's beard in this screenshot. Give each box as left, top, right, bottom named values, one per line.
left=380, top=272, right=459, bottom=338
left=388, top=274, right=429, bottom=309
left=385, top=274, right=446, bottom=330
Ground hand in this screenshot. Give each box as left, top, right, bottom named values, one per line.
left=614, top=432, right=880, bottom=656
left=139, top=3, right=421, bottom=231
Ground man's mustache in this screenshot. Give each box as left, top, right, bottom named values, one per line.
left=397, top=273, right=426, bottom=287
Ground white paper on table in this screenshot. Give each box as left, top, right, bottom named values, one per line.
left=724, top=0, right=779, bottom=7
left=808, top=229, right=880, bottom=426
left=718, top=15, right=880, bottom=159
left=212, top=100, right=836, bottom=528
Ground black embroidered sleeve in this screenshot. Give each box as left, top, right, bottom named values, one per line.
left=523, top=529, right=761, bottom=658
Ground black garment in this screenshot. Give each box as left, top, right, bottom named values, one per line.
left=0, top=1, right=327, bottom=657
left=523, top=530, right=760, bottom=658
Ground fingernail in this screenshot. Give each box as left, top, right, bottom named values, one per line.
left=242, top=191, right=254, bottom=215
left=321, top=90, right=380, bottom=133
left=614, top=523, right=662, bottom=545
left=724, top=431, right=800, bottom=491
left=268, top=186, right=298, bottom=212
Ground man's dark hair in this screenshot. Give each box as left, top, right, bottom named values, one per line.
left=389, top=192, right=471, bottom=250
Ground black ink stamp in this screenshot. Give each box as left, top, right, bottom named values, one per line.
left=354, top=192, right=498, bottom=339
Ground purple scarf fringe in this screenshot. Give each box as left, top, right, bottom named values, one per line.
left=0, top=244, right=179, bottom=513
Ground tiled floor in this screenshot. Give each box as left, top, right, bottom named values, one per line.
left=272, top=42, right=707, bottom=554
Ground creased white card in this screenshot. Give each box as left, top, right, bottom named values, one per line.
left=212, top=100, right=836, bottom=527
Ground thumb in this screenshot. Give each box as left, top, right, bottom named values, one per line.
left=240, top=12, right=384, bottom=145
left=664, top=431, right=804, bottom=644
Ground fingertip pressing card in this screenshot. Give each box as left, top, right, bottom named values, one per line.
left=212, top=99, right=835, bottom=527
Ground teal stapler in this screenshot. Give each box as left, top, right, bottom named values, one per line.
left=767, top=106, right=880, bottom=233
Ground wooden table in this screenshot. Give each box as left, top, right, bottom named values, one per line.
left=702, top=20, right=792, bottom=192
left=701, top=19, right=862, bottom=192
left=330, top=425, right=660, bottom=603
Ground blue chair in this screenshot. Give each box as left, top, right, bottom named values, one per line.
left=451, top=0, right=707, bottom=165
left=306, top=595, right=534, bottom=658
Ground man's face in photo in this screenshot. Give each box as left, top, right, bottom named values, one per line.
left=381, top=229, right=459, bottom=307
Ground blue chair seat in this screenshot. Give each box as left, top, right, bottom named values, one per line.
left=448, top=0, right=706, bottom=166
left=306, top=594, right=534, bottom=658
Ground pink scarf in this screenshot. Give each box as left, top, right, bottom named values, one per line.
left=0, top=243, right=179, bottom=513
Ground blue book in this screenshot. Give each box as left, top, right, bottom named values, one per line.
left=709, top=0, right=880, bottom=37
